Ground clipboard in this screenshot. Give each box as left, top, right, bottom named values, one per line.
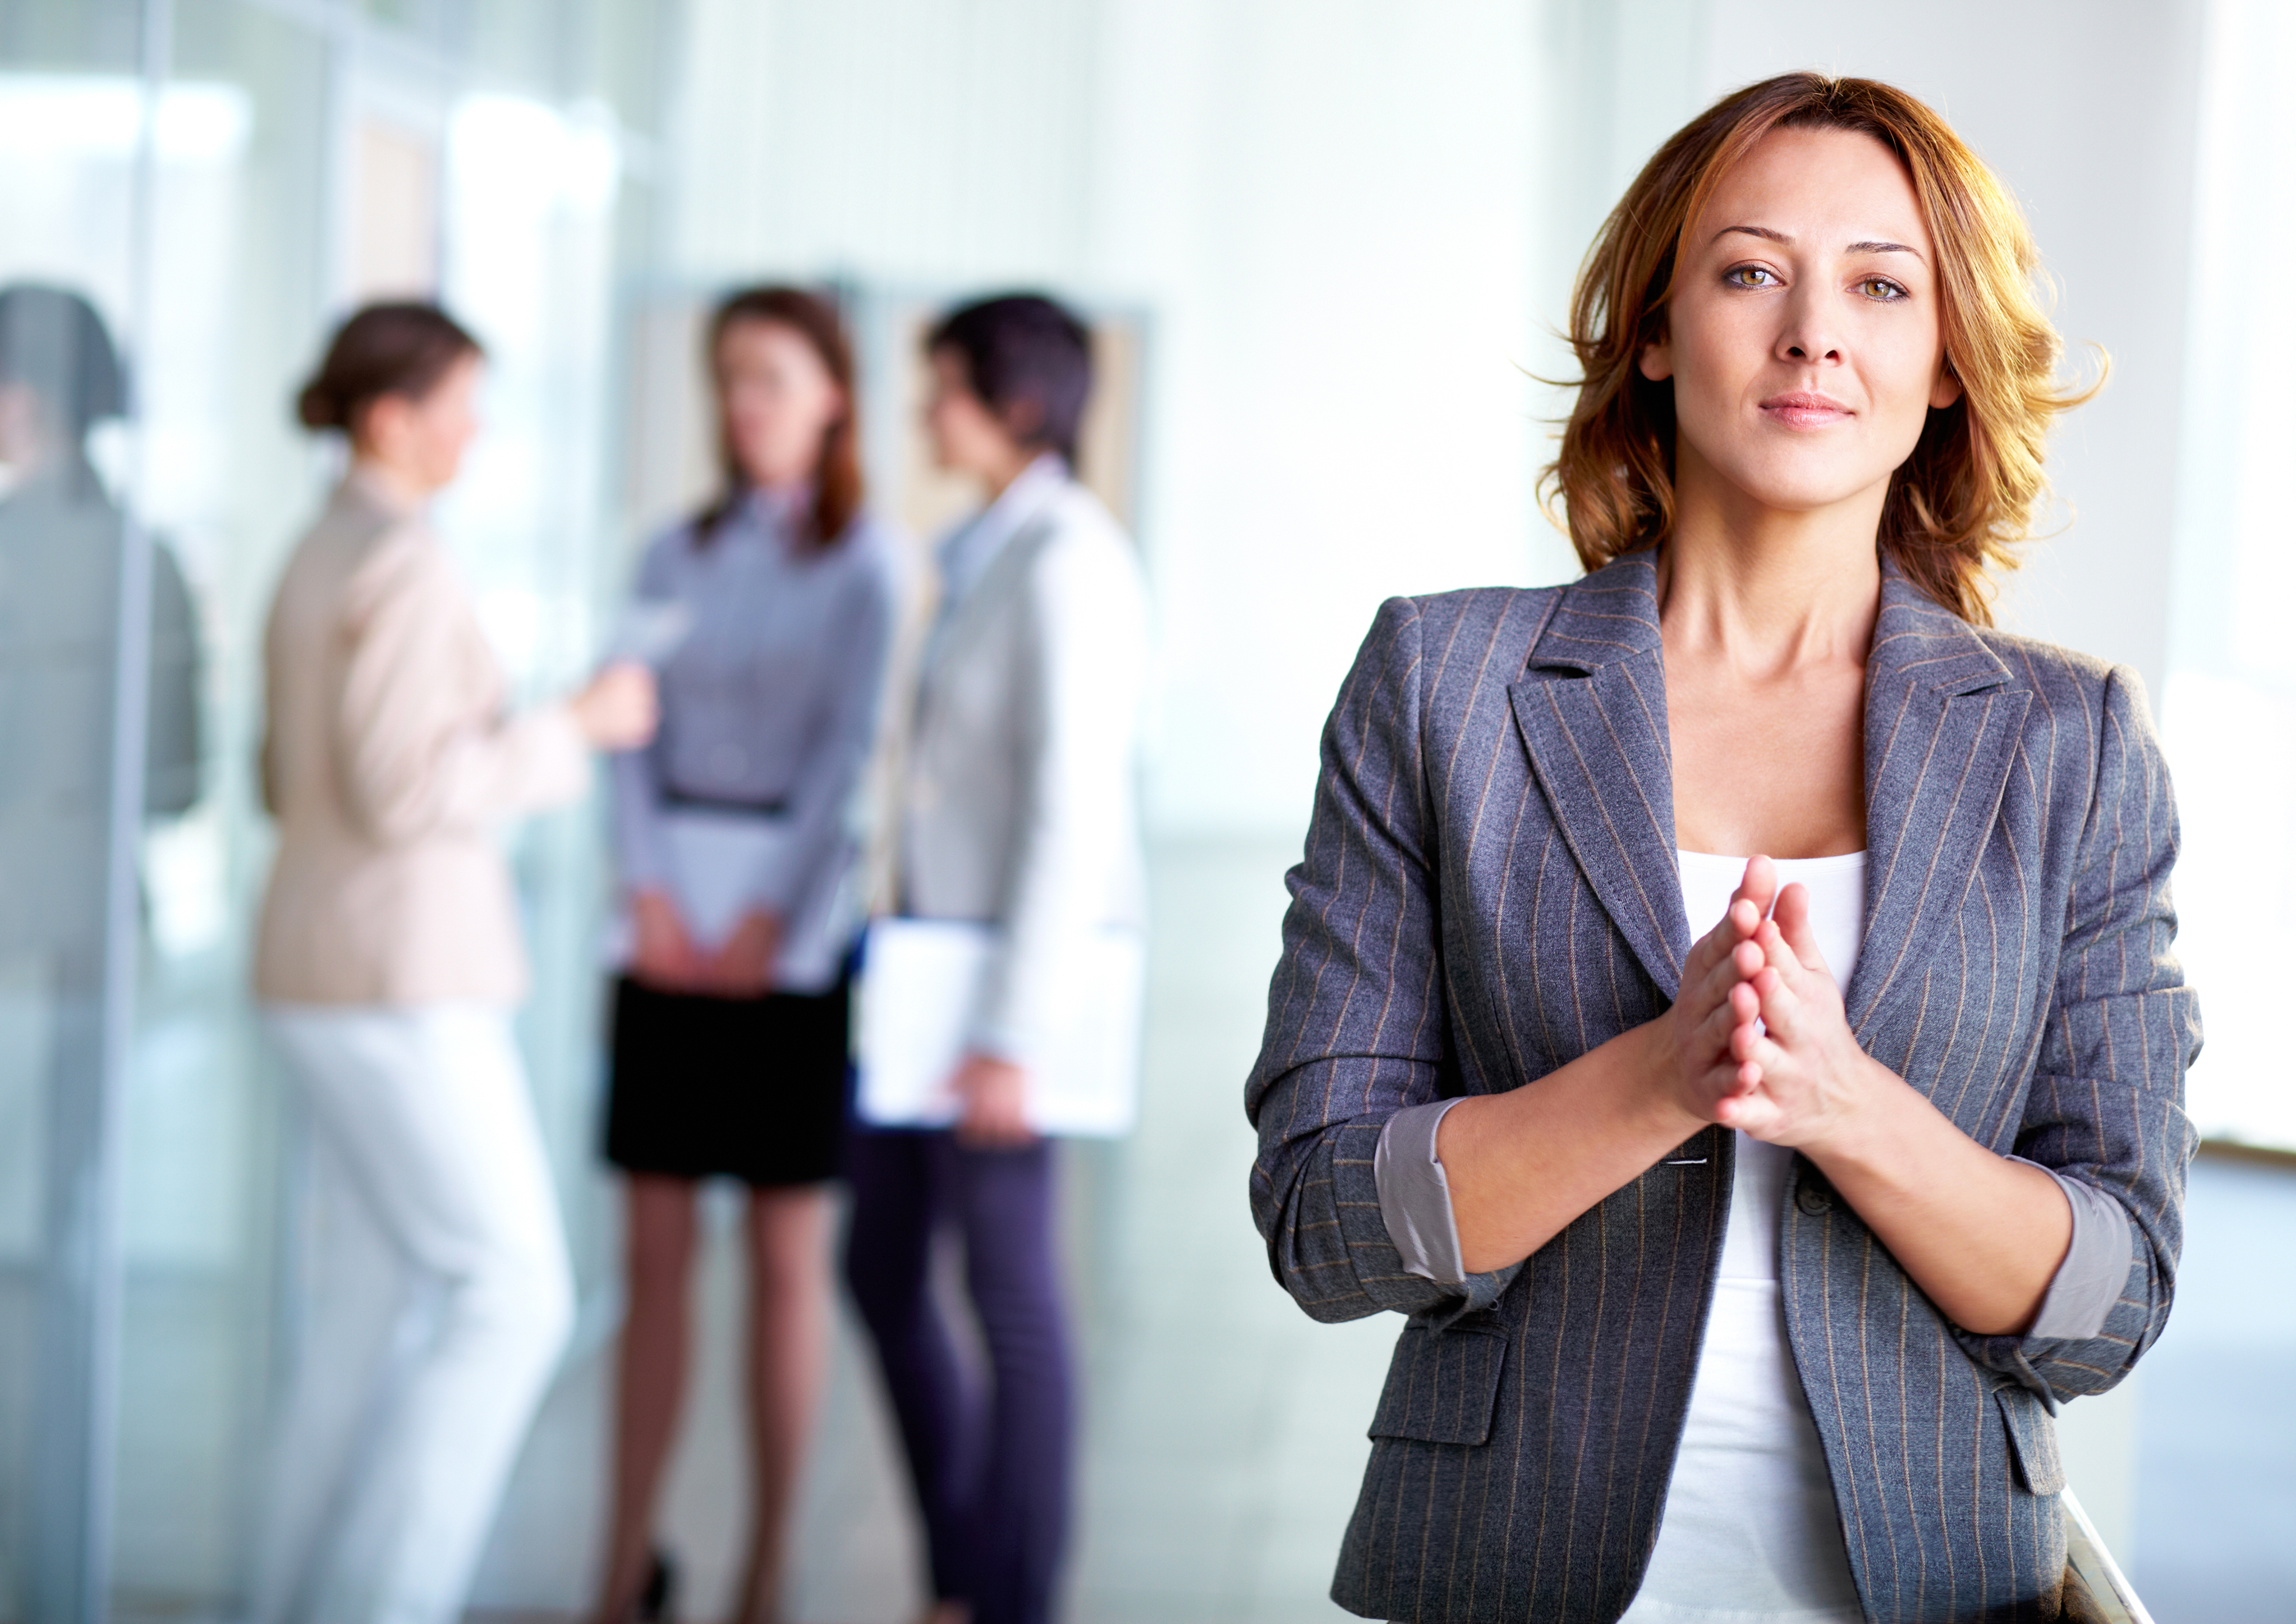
left=854, top=917, right=1145, bottom=1138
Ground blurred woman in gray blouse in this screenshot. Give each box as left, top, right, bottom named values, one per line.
left=594, top=286, right=901, bottom=1624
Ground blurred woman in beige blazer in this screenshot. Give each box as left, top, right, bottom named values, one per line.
left=251, top=303, right=656, bottom=1624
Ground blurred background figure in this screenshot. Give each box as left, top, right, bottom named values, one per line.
left=594, top=285, right=899, bottom=1624
left=0, top=283, right=202, bottom=827
left=845, top=294, right=1150, bottom=1624
left=0, top=281, right=203, bottom=1620
left=250, top=303, right=657, bottom=1624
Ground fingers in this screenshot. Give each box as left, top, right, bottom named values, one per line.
left=1682, top=857, right=1785, bottom=1006
left=1686, top=902, right=1752, bottom=985
left=1746, top=963, right=1816, bottom=1047
left=1770, top=882, right=1831, bottom=976
left=1713, top=1087, right=1784, bottom=1135
left=957, top=1101, right=1034, bottom=1148
left=1692, top=988, right=1750, bottom=1072
left=1685, top=931, right=1768, bottom=1026
left=1733, top=855, right=1779, bottom=923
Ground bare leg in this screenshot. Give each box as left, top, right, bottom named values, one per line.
left=595, top=1175, right=699, bottom=1623
left=731, top=1183, right=833, bottom=1624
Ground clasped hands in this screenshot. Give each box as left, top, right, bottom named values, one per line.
left=632, top=890, right=1035, bottom=1148
left=1653, top=854, right=1890, bottom=1152
left=630, top=888, right=784, bottom=999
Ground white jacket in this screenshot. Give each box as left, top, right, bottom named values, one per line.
left=897, top=462, right=1149, bottom=1065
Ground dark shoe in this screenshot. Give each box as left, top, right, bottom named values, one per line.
left=639, top=1551, right=677, bottom=1622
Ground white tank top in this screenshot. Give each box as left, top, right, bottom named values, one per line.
left=1617, top=850, right=1869, bottom=1624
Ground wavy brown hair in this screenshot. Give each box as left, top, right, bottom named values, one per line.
left=1539, top=72, right=2099, bottom=623
left=695, top=285, right=863, bottom=549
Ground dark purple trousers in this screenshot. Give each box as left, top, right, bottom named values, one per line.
left=843, top=1129, right=1072, bottom=1624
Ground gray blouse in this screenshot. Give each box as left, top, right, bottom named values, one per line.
left=610, top=488, right=902, bottom=989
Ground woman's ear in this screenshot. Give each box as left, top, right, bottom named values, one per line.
left=1929, top=362, right=1964, bottom=410
left=354, top=392, right=408, bottom=459
left=1638, top=335, right=1674, bottom=383
left=998, top=396, right=1045, bottom=444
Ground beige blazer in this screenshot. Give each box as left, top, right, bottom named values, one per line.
left=254, top=472, right=588, bottom=1005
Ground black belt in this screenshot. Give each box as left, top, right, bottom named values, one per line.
left=662, top=788, right=789, bottom=817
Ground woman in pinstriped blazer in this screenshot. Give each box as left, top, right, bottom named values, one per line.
left=1247, top=74, right=2198, bottom=1624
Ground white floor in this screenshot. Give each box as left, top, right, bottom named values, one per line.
left=471, top=839, right=1400, bottom=1623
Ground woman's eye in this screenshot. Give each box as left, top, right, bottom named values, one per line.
left=1724, top=265, right=1779, bottom=289
left=1859, top=277, right=1907, bottom=301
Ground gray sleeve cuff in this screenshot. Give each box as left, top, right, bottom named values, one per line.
left=1374, top=1098, right=1468, bottom=1287
left=2010, top=1156, right=2135, bottom=1340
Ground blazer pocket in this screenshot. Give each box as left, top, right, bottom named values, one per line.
left=1368, top=1322, right=1508, bottom=1446
left=1995, top=1385, right=2067, bottom=1495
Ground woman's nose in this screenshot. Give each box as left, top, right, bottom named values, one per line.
left=1777, top=287, right=1843, bottom=366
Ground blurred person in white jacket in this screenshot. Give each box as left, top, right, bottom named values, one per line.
left=252, top=303, right=656, bottom=1624
left=845, top=295, right=1147, bottom=1624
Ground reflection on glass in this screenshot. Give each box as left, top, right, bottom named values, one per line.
left=0, top=4, right=682, bottom=1615
left=0, top=278, right=203, bottom=1621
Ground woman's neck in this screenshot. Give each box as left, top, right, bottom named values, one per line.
left=979, top=448, right=1050, bottom=504
left=349, top=453, right=435, bottom=512
left=1657, top=454, right=1886, bottom=676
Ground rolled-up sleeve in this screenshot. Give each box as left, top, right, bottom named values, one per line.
left=1246, top=598, right=1522, bottom=1323
left=1376, top=1098, right=1468, bottom=1285
left=1957, top=667, right=2202, bottom=1402
left=2008, top=1157, right=2135, bottom=1341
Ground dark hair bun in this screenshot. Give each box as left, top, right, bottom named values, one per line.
left=296, top=377, right=346, bottom=431
left=295, top=301, right=482, bottom=436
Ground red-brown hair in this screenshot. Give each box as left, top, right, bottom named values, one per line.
left=1541, top=72, right=2100, bottom=623
left=695, top=285, right=864, bottom=549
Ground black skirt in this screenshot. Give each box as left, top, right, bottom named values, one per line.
left=604, top=974, right=852, bottom=1186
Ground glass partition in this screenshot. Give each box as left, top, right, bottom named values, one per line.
left=0, top=2, right=669, bottom=1617
left=0, top=6, right=168, bottom=1616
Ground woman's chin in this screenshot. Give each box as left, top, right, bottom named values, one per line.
left=1698, top=461, right=1897, bottom=526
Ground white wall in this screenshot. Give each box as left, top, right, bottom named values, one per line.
left=2155, top=0, right=2296, bottom=1157
left=669, top=0, right=1570, bottom=837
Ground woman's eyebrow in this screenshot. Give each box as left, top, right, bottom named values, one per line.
left=1712, top=224, right=1926, bottom=263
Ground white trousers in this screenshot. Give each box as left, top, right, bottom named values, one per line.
left=253, top=1004, right=575, bottom=1624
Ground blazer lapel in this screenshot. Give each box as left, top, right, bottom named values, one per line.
left=921, top=507, right=1058, bottom=687
left=1843, top=563, right=2031, bottom=1034
left=1507, top=552, right=1690, bottom=999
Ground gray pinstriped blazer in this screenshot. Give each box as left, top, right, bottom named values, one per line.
left=1246, top=551, right=2200, bottom=1623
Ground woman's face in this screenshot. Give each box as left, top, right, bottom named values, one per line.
left=716, top=317, right=846, bottom=491
left=1641, top=125, right=1963, bottom=525
left=924, top=347, right=1030, bottom=485
left=358, top=350, right=482, bottom=494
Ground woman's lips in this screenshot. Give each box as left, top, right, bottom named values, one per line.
left=1759, top=391, right=1853, bottom=429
